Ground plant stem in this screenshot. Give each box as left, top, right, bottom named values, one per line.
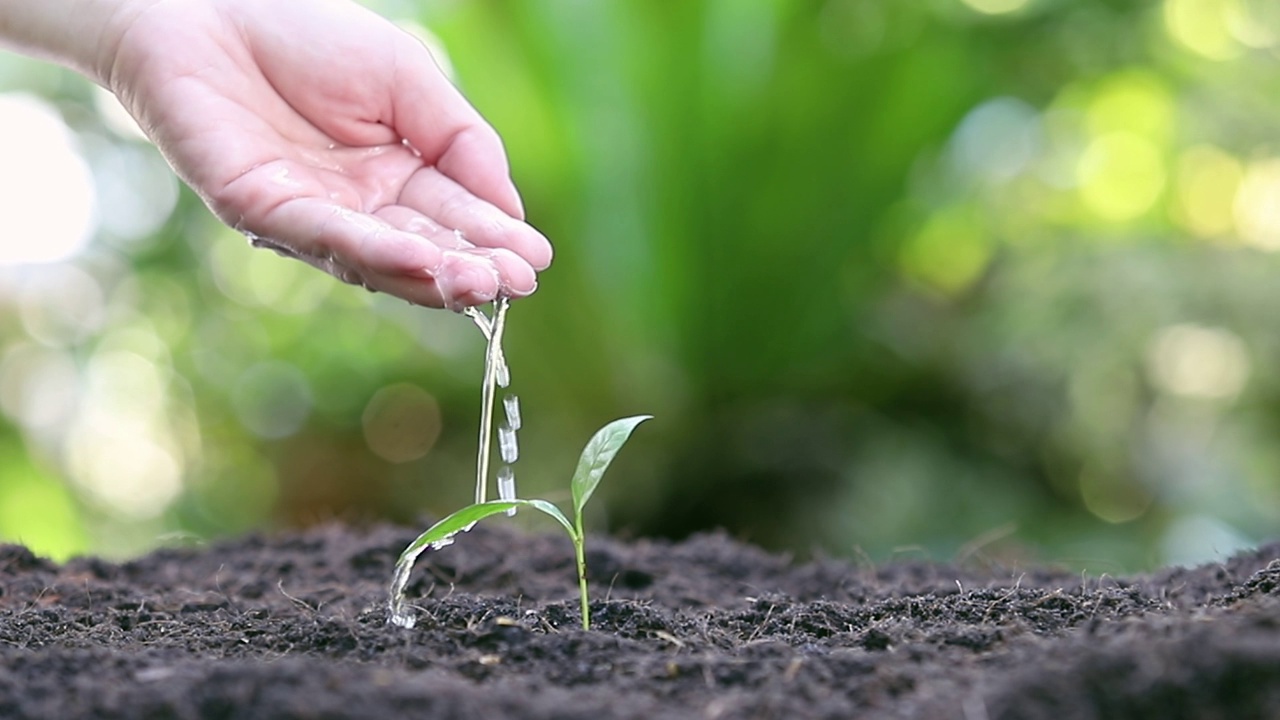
left=574, top=513, right=590, bottom=630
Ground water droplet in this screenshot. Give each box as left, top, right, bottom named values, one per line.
left=497, top=465, right=516, bottom=500
left=495, top=352, right=510, bottom=388
left=503, top=394, right=521, bottom=431
left=246, top=234, right=302, bottom=260
left=464, top=306, right=491, bottom=338
left=498, top=424, right=518, bottom=464
left=497, top=465, right=517, bottom=516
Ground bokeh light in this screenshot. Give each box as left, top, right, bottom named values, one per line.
left=1147, top=324, right=1250, bottom=400
left=232, top=361, right=314, bottom=440
left=1076, top=132, right=1166, bottom=222
left=899, top=205, right=992, bottom=294
left=0, top=342, right=79, bottom=435
left=208, top=228, right=334, bottom=313
left=1174, top=145, right=1242, bottom=239
left=66, top=348, right=185, bottom=519
left=948, top=97, right=1042, bottom=184
left=1233, top=158, right=1280, bottom=250
left=1163, top=0, right=1241, bottom=60
left=0, top=93, right=96, bottom=265
left=1079, top=464, right=1153, bottom=525
left=17, top=264, right=105, bottom=347
left=362, top=383, right=442, bottom=463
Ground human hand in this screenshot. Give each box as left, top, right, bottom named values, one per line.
left=96, top=0, right=552, bottom=308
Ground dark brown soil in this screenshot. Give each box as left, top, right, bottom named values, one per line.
left=2, top=522, right=1279, bottom=719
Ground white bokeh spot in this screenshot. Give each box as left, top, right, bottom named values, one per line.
left=0, top=93, right=97, bottom=265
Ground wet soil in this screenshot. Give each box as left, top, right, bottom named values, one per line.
left=1, top=522, right=1279, bottom=719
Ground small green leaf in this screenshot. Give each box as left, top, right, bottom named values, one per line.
left=571, top=415, right=652, bottom=518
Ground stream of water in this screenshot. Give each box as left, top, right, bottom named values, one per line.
left=389, top=296, right=521, bottom=627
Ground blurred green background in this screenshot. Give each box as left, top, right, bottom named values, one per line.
left=2, top=0, right=1279, bottom=571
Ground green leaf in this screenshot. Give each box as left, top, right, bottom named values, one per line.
left=396, top=501, right=518, bottom=567
left=397, top=499, right=573, bottom=566
left=571, top=415, right=652, bottom=518
left=389, top=498, right=578, bottom=628
left=521, top=498, right=575, bottom=537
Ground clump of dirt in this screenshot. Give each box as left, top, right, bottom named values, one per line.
left=1, top=522, right=1278, bottom=719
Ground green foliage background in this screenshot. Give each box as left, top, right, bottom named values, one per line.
left=2, top=0, right=1279, bottom=571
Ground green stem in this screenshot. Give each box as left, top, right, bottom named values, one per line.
left=574, top=513, right=590, bottom=630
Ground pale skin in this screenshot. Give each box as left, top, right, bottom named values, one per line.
left=0, top=0, right=552, bottom=308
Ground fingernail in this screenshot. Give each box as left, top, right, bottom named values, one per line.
left=503, top=277, right=537, bottom=299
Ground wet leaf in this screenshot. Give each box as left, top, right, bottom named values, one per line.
left=389, top=498, right=576, bottom=628
left=397, top=499, right=573, bottom=565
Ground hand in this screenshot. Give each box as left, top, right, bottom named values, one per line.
left=99, top=0, right=552, bottom=308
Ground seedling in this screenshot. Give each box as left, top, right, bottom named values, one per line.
left=388, top=415, right=651, bottom=630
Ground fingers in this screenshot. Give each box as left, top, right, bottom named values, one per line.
left=387, top=40, right=514, bottom=207
left=434, top=124, right=524, bottom=219
left=372, top=205, right=466, bottom=248
left=251, top=195, right=535, bottom=308
left=192, top=7, right=552, bottom=308
left=387, top=36, right=554, bottom=267
left=397, top=166, right=553, bottom=272
left=375, top=204, right=538, bottom=296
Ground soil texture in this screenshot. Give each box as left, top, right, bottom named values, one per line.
left=2, top=522, right=1279, bottom=719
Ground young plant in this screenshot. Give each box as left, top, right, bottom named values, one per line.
left=388, top=415, right=651, bottom=630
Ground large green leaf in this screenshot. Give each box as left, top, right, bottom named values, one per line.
left=396, top=498, right=572, bottom=565
left=571, top=415, right=652, bottom=518
left=389, top=498, right=574, bottom=628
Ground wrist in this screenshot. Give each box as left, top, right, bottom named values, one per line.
left=0, top=0, right=163, bottom=86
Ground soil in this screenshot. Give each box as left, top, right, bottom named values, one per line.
left=2, top=523, right=1279, bottom=720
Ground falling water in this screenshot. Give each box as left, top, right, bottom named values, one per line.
left=504, top=395, right=522, bottom=431
left=391, top=296, right=525, bottom=626
left=497, top=465, right=516, bottom=502
left=498, top=424, right=519, bottom=464
left=463, top=296, right=510, bottom=505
